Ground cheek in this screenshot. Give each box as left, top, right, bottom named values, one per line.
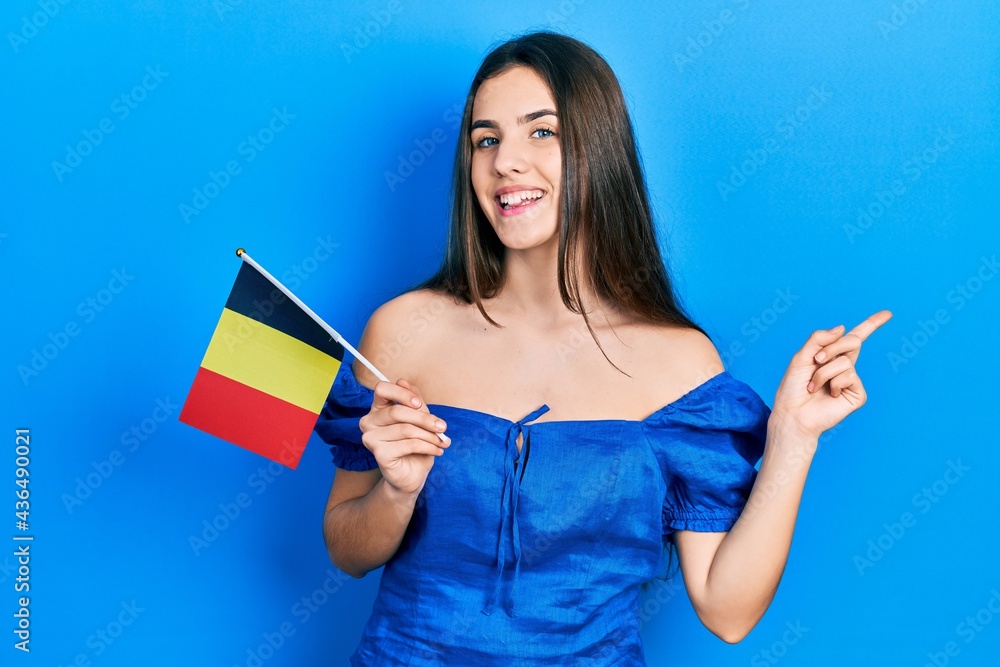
left=543, top=149, right=562, bottom=190
left=470, top=158, right=490, bottom=201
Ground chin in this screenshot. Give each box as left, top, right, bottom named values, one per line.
left=496, top=230, right=559, bottom=252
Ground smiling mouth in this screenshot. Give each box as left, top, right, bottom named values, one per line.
left=496, top=190, right=545, bottom=210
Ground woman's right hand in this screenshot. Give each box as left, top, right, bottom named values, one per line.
left=358, top=378, right=450, bottom=499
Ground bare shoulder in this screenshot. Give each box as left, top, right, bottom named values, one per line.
left=352, top=289, right=463, bottom=387
left=629, top=323, right=726, bottom=401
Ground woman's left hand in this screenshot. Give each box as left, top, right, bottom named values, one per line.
left=771, top=310, right=893, bottom=440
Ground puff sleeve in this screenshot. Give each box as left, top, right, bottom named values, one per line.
left=641, top=371, right=771, bottom=540
left=314, top=361, right=380, bottom=471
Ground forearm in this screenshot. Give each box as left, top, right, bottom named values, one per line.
left=323, top=477, right=419, bottom=578
left=701, top=416, right=819, bottom=637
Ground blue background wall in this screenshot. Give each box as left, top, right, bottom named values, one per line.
left=4, top=1, right=998, bottom=665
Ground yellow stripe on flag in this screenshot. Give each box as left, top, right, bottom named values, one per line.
left=200, top=308, right=341, bottom=414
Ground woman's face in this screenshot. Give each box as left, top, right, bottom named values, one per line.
left=470, top=66, right=562, bottom=252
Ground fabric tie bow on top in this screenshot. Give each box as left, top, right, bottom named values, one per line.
left=481, top=404, right=550, bottom=617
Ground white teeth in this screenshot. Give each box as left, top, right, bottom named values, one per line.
left=498, top=190, right=544, bottom=207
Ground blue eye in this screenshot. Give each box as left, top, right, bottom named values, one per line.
left=532, top=127, right=555, bottom=138
left=474, top=136, right=498, bottom=149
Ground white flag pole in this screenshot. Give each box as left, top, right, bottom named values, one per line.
left=236, top=248, right=389, bottom=382
left=235, top=249, right=448, bottom=444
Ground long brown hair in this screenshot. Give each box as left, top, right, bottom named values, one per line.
left=415, top=31, right=709, bottom=373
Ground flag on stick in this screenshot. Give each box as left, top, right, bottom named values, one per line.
left=179, top=249, right=388, bottom=469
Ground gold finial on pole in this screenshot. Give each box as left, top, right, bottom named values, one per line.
left=236, top=247, right=245, bottom=257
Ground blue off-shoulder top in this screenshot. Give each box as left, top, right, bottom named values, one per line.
left=315, top=361, right=771, bottom=666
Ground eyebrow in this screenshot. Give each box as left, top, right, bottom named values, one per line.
left=470, top=108, right=557, bottom=132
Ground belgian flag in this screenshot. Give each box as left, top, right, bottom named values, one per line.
left=179, top=252, right=344, bottom=469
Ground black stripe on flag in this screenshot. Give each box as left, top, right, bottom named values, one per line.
left=225, top=262, right=345, bottom=360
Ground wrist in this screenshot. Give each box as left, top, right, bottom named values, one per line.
left=766, top=413, right=820, bottom=461
left=379, top=477, right=422, bottom=509
left=768, top=410, right=819, bottom=440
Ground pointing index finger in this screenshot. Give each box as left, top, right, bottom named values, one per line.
left=847, top=309, right=893, bottom=343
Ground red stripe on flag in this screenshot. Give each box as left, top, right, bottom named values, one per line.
left=179, top=366, right=316, bottom=469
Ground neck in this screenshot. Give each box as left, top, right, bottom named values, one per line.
left=486, top=238, right=609, bottom=330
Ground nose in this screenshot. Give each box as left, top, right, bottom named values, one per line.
left=492, top=137, right=529, bottom=176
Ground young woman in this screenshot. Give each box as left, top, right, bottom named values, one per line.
left=317, top=31, right=890, bottom=665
